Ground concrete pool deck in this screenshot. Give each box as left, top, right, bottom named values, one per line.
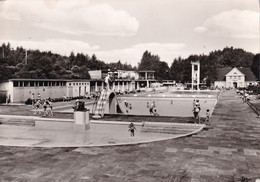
left=0, top=117, right=204, bottom=147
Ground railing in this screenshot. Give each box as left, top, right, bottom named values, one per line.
left=247, top=100, right=260, bottom=117
left=92, top=90, right=108, bottom=118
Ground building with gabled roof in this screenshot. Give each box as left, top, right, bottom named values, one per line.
left=214, top=67, right=257, bottom=88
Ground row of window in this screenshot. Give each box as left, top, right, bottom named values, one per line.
left=68, top=82, right=89, bottom=86
left=229, top=76, right=242, bottom=80
left=14, top=80, right=142, bottom=88
left=13, top=81, right=67, bottom=87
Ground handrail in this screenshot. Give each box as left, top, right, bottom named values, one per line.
left=247, top=100, right=260, bottom=117
left=92, top=89, right=108, bottom=118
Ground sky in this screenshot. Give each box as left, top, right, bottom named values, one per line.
left=0, top=0, right=259, bottom=66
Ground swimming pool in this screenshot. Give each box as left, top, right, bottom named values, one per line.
left=117, top=90, right=219, bottom=117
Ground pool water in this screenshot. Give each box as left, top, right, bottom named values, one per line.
left=117, top=91, right=219, bottom=117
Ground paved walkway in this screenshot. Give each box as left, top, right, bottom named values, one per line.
left=0, top=90, right=260, bottom=181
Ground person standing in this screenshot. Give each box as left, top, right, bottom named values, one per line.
left=37, top=93, right=41, bottom=100
left=193, top=104, right=201, bottom=124
left=149, top=104, right=154, bottom=115
left=34, top=100, right=41, bottom=115
left=46, top=100, right=54, bottom=117
left=205, top=109, right=210, bottom=124
left=128, top=122, right=137, bottom=137
left=43, top=100, right=48, bottom=116
left=104, top=75, right=110, bottom=90
left=193, top=99, right=196, bottom=108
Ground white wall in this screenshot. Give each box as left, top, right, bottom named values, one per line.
left=12, top=86, right=67, bottom=102
left=89, top=70, right=102, bottom=79
left=66, top=81, right=90, bottom=97
left=214, top=81, right=225, bottom=88
left=6, top=80, right=91, bottom=102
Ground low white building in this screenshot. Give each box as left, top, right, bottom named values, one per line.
left=214, top=67, right=257, bottom=89
left=0, top=69, right=158, bottom=103
left=0, top=79, right=91, bottom=103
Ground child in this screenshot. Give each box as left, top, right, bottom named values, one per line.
left=43, top=100, right=48, bottom=116
left=149, top=105, right=154, bottom=114
left=129, top=122, right=136, bottom=137
left=205, top=109, right=210, bottom=123
left=153, top=109, right=159, bottom=116
left=34, top=100, right=41, bottom=115
left=46, top=100, right=54, bottom=117
left=193, top=104, right=201, bottom=124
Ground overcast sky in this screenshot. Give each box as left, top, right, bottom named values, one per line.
left=0, top=0, right=259, bottom=66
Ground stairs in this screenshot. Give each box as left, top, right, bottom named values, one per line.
left=141, top=122, right=204, bottom=135
left=92, top=90, right=109, bottom=118
left=0, top=118, right=35, bottom=126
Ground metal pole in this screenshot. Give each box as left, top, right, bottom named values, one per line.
left=258, top=55, right=260, bottom=82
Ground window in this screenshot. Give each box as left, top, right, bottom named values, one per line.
left=24, top=81, right=29, bottom=87
left=69, top=83, right=71, bottom=86
left=238, top=76, right=241, bottom=80
left=30, top=82, right=34, bottom=87
left=13, top=81, right=19, bottom=87
left=39, top=81, right=43, bottom=86
left=44, top=81, right=48, bottom=86
left=19, top=81, right=23, bottom=87
left=194, top=65, right=198, bottom=70
left=229, top=76, right=232, bottom=79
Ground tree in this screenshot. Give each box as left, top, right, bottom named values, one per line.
left=169, top=57, right=183, bottom=82
left=0, top=57, right=11, bottom=81
left=251, top=54, right=260, bottom=81
left=68, top=52, right=75, bottom=70
left=156, top=61, right=170, bottom=81
left=138, top=50, right=153, bottom=70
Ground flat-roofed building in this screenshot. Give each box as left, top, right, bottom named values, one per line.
left=89, top=69, right=157, bottom=93
left=136, top=70, right=156, bottom=89
left=1, top=79, right=91, bottom=103
left=0, top=70, right=158, bottom=103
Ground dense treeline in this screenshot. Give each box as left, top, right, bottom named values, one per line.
left=0, top=43, right=258, bottom=86
left=138, top=47, right=257, bottom=86
left=0, top=43, right=136, bottom=81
